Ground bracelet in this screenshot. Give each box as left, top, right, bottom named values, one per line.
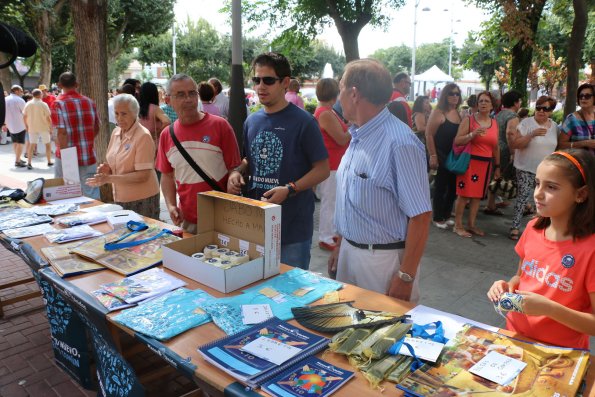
left=430, top=154, right=437, bottom=158
left=285, top=182, right=298, bottom=197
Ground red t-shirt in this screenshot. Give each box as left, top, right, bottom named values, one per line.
left=155, top=114, right=241, bottom=224
left=507, top=219, right=595, bottom=349
left=313, top=106, right=348, bottom=170
left=389, top=91, right=412, bottom=127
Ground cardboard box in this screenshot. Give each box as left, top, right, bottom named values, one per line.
left=43, top=178, right=83, bottom=202
left=162, top=191, right=281, bottom=293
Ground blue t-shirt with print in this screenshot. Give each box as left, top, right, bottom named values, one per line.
left=243, top=103, right=328, bottom=244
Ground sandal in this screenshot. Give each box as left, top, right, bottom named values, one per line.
left=467, top=227, right=485, bottom=237
left=453, top=227, right=472, bottom=238
left=483, top=207, right=504, bottom=216
left=509, top=229, right=520, bottom=241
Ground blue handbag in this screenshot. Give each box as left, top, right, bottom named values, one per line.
left=445, top=142, right=471, bottom=175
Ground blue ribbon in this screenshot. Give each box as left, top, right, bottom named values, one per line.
left=387, top=321, right=448, bottom=371
left=104, top=221, right=173, bottom=251
left=387, top=338, right=424, bottom=371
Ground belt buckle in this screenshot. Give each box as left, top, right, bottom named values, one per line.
left=367, top=243, right=374, bottom=252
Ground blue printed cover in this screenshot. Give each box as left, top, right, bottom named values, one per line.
left=198, top=317, right=329, bottom=387
left=262, top=356, right=354, bottom=397
left=113, top=288, right=213, bottom=340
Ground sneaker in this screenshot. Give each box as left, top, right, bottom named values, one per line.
left=26, top=164, right=32, bottom=170
left=445, top=219, right=455, bottom=227
left=318, top=241, right=337, bottom=251
left=433, top=221, right=450, bottom=230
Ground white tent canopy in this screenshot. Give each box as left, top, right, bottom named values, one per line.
left=415, top=65, right=454, bottom=82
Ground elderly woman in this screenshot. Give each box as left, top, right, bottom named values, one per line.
left=507, top=95, right=559, bottom=240
left=86, top=94, right=160, bottom=219
left=425, top=83, right=462, bottom=229
left=558, top=83, right=595, bottom=154
left=314, top=78, right=350, bottom=251
left=452, top=91, right=500, bottom=238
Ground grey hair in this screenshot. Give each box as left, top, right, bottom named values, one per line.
left=112, top=94, right=139, bottom=117
left=166, top=73, right=196, bottom=94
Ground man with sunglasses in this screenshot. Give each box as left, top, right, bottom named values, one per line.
left=156, top=74, right=241, bottom=234
left=227, top=52, right=329, bottom=270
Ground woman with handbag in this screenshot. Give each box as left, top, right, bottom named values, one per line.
left=452, top=91, right=500, bottom=238
left=425, top=83, right=462, bottom=229
left=507, top=96, right=559, bottom=240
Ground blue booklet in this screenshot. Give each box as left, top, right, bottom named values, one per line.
left=197, top=317, right=329, bottom=388
left=262, top=356, right=354, bottom=397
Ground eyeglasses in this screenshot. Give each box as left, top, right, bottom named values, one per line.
left=251, top=76, right=282, bottom=86
left=535, top=105, right=555, bottom=112
left=578, top=93, right=593, bottom=100
left=448, top=92, right=461, bottom=97
left=169, top=91, right=199, bottom=100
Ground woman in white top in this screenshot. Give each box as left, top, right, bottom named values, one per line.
left=506, top=95, right=559, bottom=240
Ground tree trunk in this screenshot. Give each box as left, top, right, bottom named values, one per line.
left=564, top=0, right=588, bottom=118
left=338, top=27, right=361, bottom=63
left=0, top=53, right=12, bottom=90
left=510, top=43, right=533, bottom=105
left=34, top=7, right=53, bottom=86
left=71, top=0, right=112, bottom=202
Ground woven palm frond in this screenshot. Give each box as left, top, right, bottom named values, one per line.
left=291, top=301, right=409, bottom=333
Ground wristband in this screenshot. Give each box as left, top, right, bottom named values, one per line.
left=285, top=182, right=297, bottom=197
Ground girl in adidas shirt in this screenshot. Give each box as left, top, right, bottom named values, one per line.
left=488, top=149, right=595, bottom=349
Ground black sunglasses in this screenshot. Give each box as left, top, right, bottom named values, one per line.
left=251, top=76, right=282, bottom=86
left=578, top=93, right=593, bottom=100
left=535, top=105, right=555, bottom=112
left=448, top=92, right=461, bottom=97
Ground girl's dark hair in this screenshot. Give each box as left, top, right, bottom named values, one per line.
left=534, top=149, right=595, bottom=239
left=198, top=82, right=216, bottom=102
left=437, top=83, right=462, bottom=112
left=412, top=95, right=429, bottom=113
left=138, top=82, right=159, bottom=119
left=576, top=83, right=594, bottom=102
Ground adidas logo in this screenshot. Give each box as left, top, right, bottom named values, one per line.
left=521, top=259, right=573, bottom=292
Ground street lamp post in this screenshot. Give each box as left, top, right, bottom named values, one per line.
left=411, top=0, right=420, bottom=99
left=172, top=23, right=177, bottom=75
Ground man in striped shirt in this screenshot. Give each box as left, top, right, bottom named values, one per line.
left=52, top=72, right=100, bottom=199
left=328, top=59, right=432, bottom=302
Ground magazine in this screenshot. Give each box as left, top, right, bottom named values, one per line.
left=198, top=317, right=329, bottom=389
left=41, top=243, right=105, bottom=277
left=396, top=325, right=590, bottom=397
left=91, top=289, right=135, bottom=312
left=99, top=268, right=186, bottom=304
left=70, top=225, right=180, bottom=275
left=262, top=356, right=354, bottom=397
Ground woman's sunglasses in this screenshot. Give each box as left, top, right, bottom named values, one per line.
left=448, top=92, right=461, bottom=97
left=535, top=105, right=555, bottom=112
left=578, top=93, right=593, bottom=100
left=251, top=76, right=282, bottom=86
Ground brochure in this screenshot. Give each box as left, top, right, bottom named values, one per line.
left=45, top=224, right=104, bottom=243
left=55, top=212, right=108, bottom=227
left=99, top=268, right=186, bottom=304
left=2, top=223, right=56, bottom=239
left=262, top=356, right=354, bottom=397
left=198, top=317, right=329, bottom=389
left=41, top=243, right=105, bottom=277
left=91, top=289, right=135, bottom=312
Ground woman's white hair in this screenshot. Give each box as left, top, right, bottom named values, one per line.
left=112, top=93, right=139, bottom=117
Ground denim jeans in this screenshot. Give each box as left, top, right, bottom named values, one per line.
left=281, top=239, right=312, bottom=270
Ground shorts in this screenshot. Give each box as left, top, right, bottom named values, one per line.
left=9, top=129, right=26, bottom=144
left=28, top=131, right=51, bottom=145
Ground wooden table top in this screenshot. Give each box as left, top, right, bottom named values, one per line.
left=10, top=194, right=593, bottom=397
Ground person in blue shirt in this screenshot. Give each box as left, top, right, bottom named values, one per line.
left=328, top=59, right=432, bottom=301
left=228, top=52, right=329, bottom=270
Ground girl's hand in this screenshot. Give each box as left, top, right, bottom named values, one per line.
left=487, top=280, right=508, bottom=303
left=97, top=163, right=111, bottom=175
left=516, top=290, right=552, bottom=316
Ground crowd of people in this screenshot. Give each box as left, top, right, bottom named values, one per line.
left=2, top=52, right=594, bottom=350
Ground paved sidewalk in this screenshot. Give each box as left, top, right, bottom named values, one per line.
left=0, top=141, right=591, bottom=396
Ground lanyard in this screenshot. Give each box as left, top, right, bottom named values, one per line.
left=104, top=221, right=173, bottom=251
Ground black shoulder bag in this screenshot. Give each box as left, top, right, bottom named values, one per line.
left=168, top=124, right=223, bottom=192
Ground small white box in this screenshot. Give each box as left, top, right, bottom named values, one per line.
left=43, top=147, right=83, bottom=202
left=162, top=191, right=281, bottom=293
left=106, top=210, right=143, bottom=230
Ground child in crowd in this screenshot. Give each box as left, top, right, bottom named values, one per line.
left=487, top=149, right=595, bottom=349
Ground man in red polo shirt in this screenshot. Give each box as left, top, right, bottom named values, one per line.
left=389, top=72, right=412, bottom=127
left=52, top=72, right=100, bottom=199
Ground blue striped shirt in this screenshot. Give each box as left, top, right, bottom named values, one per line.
left=335, top=108, right=431, bottom=244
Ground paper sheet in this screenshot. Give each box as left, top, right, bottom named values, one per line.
left=60, top=147, right=80, bottom=185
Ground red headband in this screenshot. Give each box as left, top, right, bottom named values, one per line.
left=552, top=151, right=586, bottom=184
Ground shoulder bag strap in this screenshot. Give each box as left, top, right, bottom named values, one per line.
left=168, top=124, right=223, bottom=192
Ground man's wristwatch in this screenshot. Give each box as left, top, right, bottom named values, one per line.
left=285, top=183, right=297, bottom=197
left=397, top=270, right=415, bottom=283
